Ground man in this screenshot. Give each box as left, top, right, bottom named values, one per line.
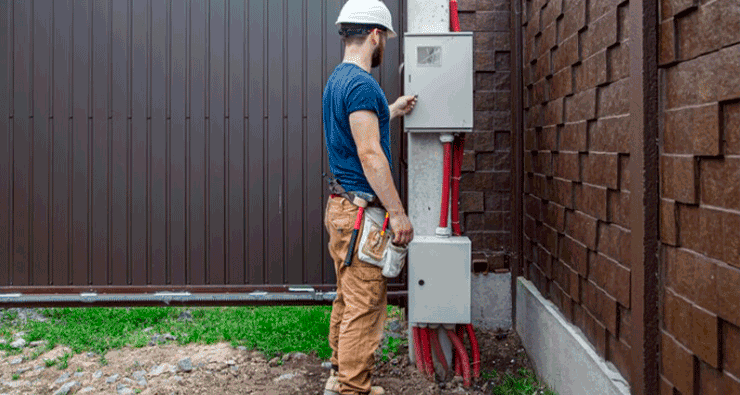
left=322, top=1, right=417, bottom=394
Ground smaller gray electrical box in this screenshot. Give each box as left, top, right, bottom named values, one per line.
left=408, top=236, right=471, bottom=324
left=403, top=32, right=473, bottom=133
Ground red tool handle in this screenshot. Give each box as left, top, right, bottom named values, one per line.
left=343, top=207, right=365, bottom=267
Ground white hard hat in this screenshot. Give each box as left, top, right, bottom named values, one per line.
left=336, top=0, right=397, bottom=39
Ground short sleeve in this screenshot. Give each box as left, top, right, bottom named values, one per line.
left=346, top=78, right=380, bottom=116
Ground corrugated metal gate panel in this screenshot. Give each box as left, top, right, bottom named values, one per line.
left=0, top=0, right=406, bottom=302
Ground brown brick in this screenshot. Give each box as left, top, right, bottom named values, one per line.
left=661, top=155, right=698, bottom=204
left=598, top=222, right=631, bottom=269
left=561, top=235, right=589, bottom=277
left=718, top=264, right=740, bottom=328
left=551, top=67, right=573, bottom=98
left=484, top=211, right=511, bottom=231
left=460, top=191, right=485, bottom=212
left=476, top=72, right=511, bottom=91
left=466, top=213, right=485, bottom=231
left=580, top=10, right=618, bottom=59
left=552, top=177, right=574, bottom=207
left=532, top=173, right=549, bottom=199
left=560, top=0, right=586, bottom=40
left=553, top=33, right=580, bottom=72
left=476, top=151, right=511, bottom=171
left=608, top=189, right=630, bottom=229
left=554, top=151, right=580, bottom=181
left=533, top=151, right=553, bottom=176
left=661, top=331, right=695, bottom=395
left=589, top=0, right=620, bottom=22
left=691, top=305, right=720, bottom=369
left=486, top=191, right=511, bottom=211
left=609, top=336, right=633, bottom=385
left=597, top=78, right=630, bottom=117
left=700, top=157, right=740, bottom=212
left=476, top=91, right=510, bottom=111
left=475, top=32, right=511, bottom=51
left=697, top=359, right=725, bottom=395
left=575, top=183, right=608, bottom=220
left=539, top=125, right=557, bottom=151
left=524, top=151, right=534, bottom=173
left=532, top=78, right=548, bottom=106
left=477, top=11, right=511, bottom=32
left=723, top=372, right=740, bottom=395
left=619, top=154, right=631, bottom=192
left=459, top=12, right=477, bottom=32
left=565, top=88, right=597, bottom=122
left=525, top=102, right=542, bottom=129
left=525, top=27, right=540, bottom=61
left=542, top=0, right=563, bottom=27
left=617, top=304, right=632, bottom=344
left=659, top=376, right=674, bottom=395
left=458, top=0, right=478, bottom=11
left=474, top=110, right=493, bottom=130
left=540, top=22, right=558, bottom=55
left=542, top=97, right=564, bottom=127
left=566, top=210, right=598, bottom=249
left=725, top=101, right=740, bottom=154
left=660, top=0, right=697, bottom=20
left=583, top=153, right=619, bottom=189
left=678, top=204, right=701, bottom=251
left=659, top=19, right=677, bottom=65
left=677, top=1, right=740, bottom=61
left=567, top=264, right=580, bottom=303
left=525, top=213, right=537, bottom=239
left=560, top=121, right=588, bottom=151
left=480, top=0, right=510, bottom=12
left=700, top=207, right=724, bottom=261
left=724, top=320, right=740, bottom=378
left=607, top=40, right=629, bottom=82
left=544, top=201, right=566, bottom=232
left=582, top=278, right=617, bottom=337
left=664, top=103, right=721, bottom=155
left=590, top=252, right=630, bottom=311
left=666, top=45, right=740, bottom=108
left=666, top=247, right=718, bottom=313
left=526, top=194, right=543, bottom=222
left=475, top=131, right=496, bottom=151
left=462, top=150, right=476, bottom=171
left=588, top=114, right=630, bottom=153
left=664, top=288, right=693, bottom=348
left=725, top=212, right=740, bottom=269
left=661, top=199, right=678, bottom=246
left=574, top=50, right=608, bottom=92
left=495, top=131, right=510, bottom=150
left=475, top=49, right=497, bottom=71
left=468, top=231, right=509, bottom=251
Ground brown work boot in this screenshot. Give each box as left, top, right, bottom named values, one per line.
left=324, top=370, right=386, bottom=395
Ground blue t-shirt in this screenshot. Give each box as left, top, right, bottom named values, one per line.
left=322, top=62, right=392, bottom=197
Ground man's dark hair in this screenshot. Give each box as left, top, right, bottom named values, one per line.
left=339, top=23, right=387, bottom=46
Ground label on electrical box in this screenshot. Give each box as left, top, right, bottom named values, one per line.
left=417, top=46, right=441, bottom=67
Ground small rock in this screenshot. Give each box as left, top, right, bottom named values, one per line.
left=178, top=358, right=193, bottom=372
left=237, top=346, right=247, bottom=351
left=133, top=369, right=147, bottom=386
left=74, top=372, right=85, bottom=377
left=388, top=320, right=403, bottom=332
left=390, top=358, right=399, bottom=365
left=10, top=338, right=26, bottom=349
left=85, top=352, right=96, bottom=358
left=149, top=364, right=172, bottom=376
left=143, top=327, right=154, bottom=332
left=197, top=362, right=205, bottom=368
left=292, top=352, right=308, bottom=360
left=226, top=360, right=236, bottom=365
left=274, top=373, right=301, bottom=382
left=230, top=365, right=239, bottom=372
left=55, top=372, right=71, bottom=384
left=321, top=362, right=333, bottom=370
left=79, top=387, right=96, bottom=393
left=115, top=382, right=133, bottom=394
left=268, top=357, right=280, bottom=367
left=30, top=340, right=48, bottom=348
left=162, top=333, right=177, bottom=341
left=34, top=365, right=45, bottom=371
left=9, top=357, right=23, bottom=365
left=93, top=370, right=103, bottom=379
left=122, top=378, right=138, bottom=386
left=0, top=339, right=6, bottom=345
left=106, top=373, right=119, bottom=383
left=13, top=331, right=26, bottom=338
left=171, top=375, right=183, bottom=381
left=53, top=381, right=80, bottom=395
left=282, top=353, right=292, bottom=362
left=177, top=311, right=193, bottom=322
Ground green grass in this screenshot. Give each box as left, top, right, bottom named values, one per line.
left=0, top=305, right=339, bottom=363
left=481, top=367, right=558, bottom=395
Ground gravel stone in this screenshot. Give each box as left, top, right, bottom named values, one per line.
left=9, top=357, right=23, bottom=365
left=178, top=358, right=193, bottom=372
left=55, top=372, right=71, bottom=384
left=106, top=373, right=119, bottom=383
left=53, top=381, right=80, bottom=395
left=10, top=338, right=26, bottom=348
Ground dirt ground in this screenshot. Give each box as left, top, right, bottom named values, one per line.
left=0, top=315, right=540, bottom=395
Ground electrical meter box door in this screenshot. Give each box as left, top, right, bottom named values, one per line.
left=408, top=236, right=472, bottom=324
left=403, top=32, right=474, bottom=132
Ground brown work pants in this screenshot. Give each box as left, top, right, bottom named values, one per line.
left=324, top=195, right=388, bottom=394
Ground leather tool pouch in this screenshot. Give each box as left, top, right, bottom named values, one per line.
left=357, top=207, right=408, bottom=278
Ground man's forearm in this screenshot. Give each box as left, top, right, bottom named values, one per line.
left=359, top=154, right=405, bottom=216
left=389, top=103, right=399, bottom=120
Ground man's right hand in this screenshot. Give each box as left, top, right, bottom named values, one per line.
left=389, top=212, right=414, bottom=246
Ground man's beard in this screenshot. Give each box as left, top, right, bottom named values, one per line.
left=371, top=40, right=384, bottom=68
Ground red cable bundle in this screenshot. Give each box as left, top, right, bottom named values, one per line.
left=451, top=135, right=464, bottom=235
left=412, top=327, right=425, bottom=373
left=447, top=328, right=471, bottom=387
left=439, top=142, right=453, bottom=228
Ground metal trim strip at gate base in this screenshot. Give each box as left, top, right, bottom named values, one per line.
left=0, top=291, right=408, bottom=308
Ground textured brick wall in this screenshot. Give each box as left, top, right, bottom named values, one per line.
left=520, top=0, right=634, bottom=385
left=659, top=0, right=740, bottom=393
left=456, top=0, right=513, bottom=272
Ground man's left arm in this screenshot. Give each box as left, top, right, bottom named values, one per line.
left=389, top=95, right=418, bottom=120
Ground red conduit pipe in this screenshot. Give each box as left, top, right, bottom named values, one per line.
left=456, top=324, right=471, bottom=383
left=466, top=324, right=481, bottom=379
left=429, top=328, right=450, bottom=374
left=422, top=328, right=436, bottom=379
left=450, top=0, right=461, bottom=32
left=451, top=135, right=464, bottom=236
left=413, top=327, right=425, bottom=373
left=446, top=329, right=471, bottom=387
left=418, top=327, right=432, bottom=379
left=439, top=141, right=453, bottom=229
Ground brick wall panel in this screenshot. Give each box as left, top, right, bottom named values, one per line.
left=560, top=121, right=588, bottom=151
left=660, top=198, right=678, bottom=246
left=543, top=202, right=566, bottom=232
left=566, top=210, right=598, bottom=249
left=542, top=0, right=564, bottom=27
left=551, top=177, right=574, bottom=207
left=724, top=101, right=740, bottom=154
left=664, top=288, right=692, bottom=348
left=479, top=0, right=510, bottom=13
left=676, top=1, right=740, bottom=61
left=619, top=155, right=631, bottom=192
left=664, top=103, right=720, bottom=156
left=723, top=320, right=740, bottom=379
left=691, top=305, right=720, bottom=369
left=560, top=0, right=586, bottom=40
left=699, top=158, right=740, bottom=212
left=540, top=22, right=558, bottom=57
left=607, top=40, right=630, bottom=82
left=698, top=359, right=723, bottom=395
left=540, top=126, right=558, bottom=150
left=589, top=115, right=630, bottom=153
left=543, top=97, right=564, bottom=126
left=659, top=376, right=675, bottom=395
left=666, top=45, right=740, bottom=108
left=608, top=335, right=633, bottom=385
left=583, top=153, right=619, bottom=189
left=660, top=155, right=698, bottom=203
left=589, top=0, right=620, bottom=22
left=580, top=10, right=618, bottom=59
left=698, top=207, right=724, bottom=260
left=608, top=190, right=630, bottom=229
left=565, top=88, right=597, bottom=121
left=659, top=19, right=677, bottom=66
left=660, top=0, right=697, bottom=20
left=724, top=213, right=740, bottom=268
left=484, top=211, right=511, bottom=231
left=665, top=247, right=719, bottom=314
left=661, top=331, right=696, bottom=395
left=597, top=78, right=630, bottom=118
left=551, top=67, right=573, bottom=98
left=574, top=183, right=608, bottom=220
left=560, top=235, right=588, bottom=277
left=718, top=264, right=740, bottom=327
left=532, top=79, right=548, bottom=105
left=553, top=33, right=580, bottom=72
left=618, top=303, right=632, bottom=345
left=554, top=151, right=581, bottom=180
left=573, top=50, right=608, bottom=92
left=597, top=223, right=631, bottom=271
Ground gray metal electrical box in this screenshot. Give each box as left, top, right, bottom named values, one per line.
left=403, top=32, right=473, bottom=133
left=408, top=236, right=471, bottom=324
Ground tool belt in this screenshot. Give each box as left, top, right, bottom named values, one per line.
left=322, top=173, right=383, bottom=208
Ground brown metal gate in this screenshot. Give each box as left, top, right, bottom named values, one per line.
left=0, top=0, right=407, bottom=307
